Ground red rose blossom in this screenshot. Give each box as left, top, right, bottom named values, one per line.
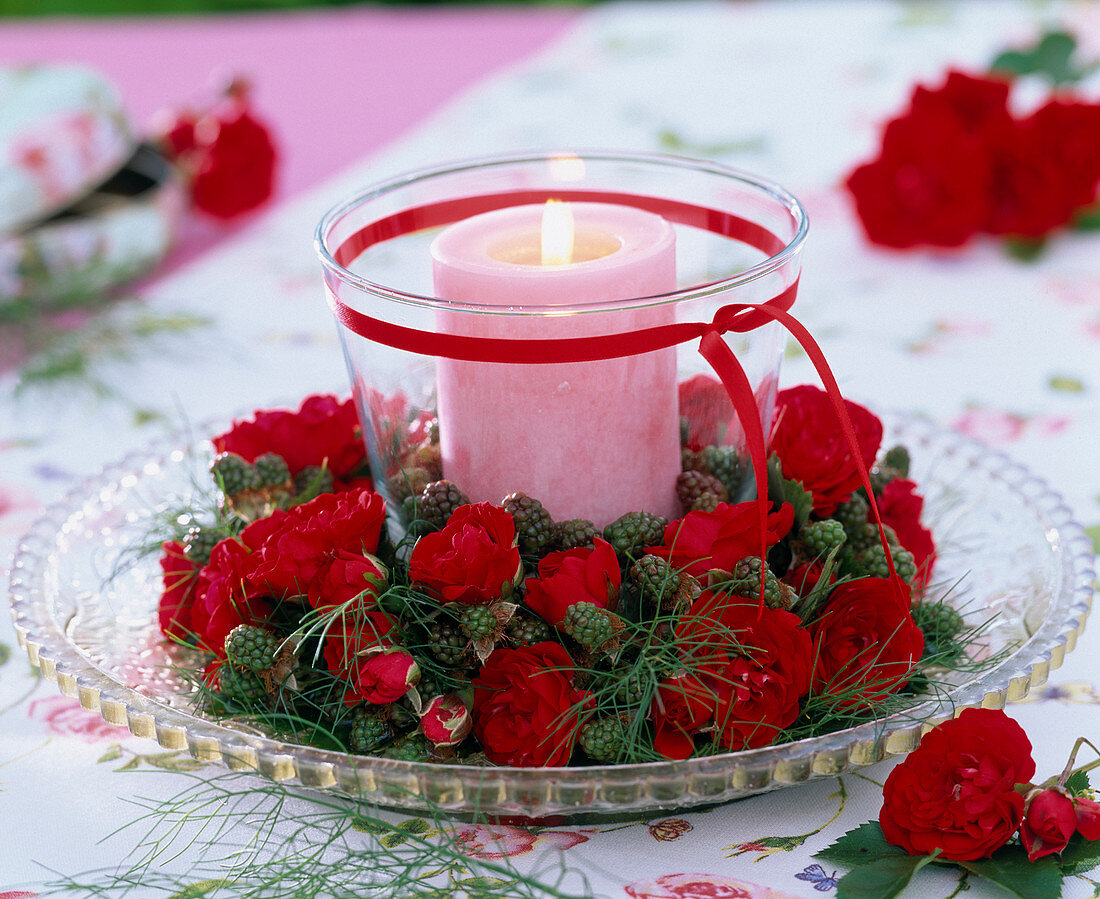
left=409, top=503, right=523, bottom=605
left=524, top=538, right=621, bottom=626
left=809, top=577, right=922, bottom=706
left=189, top=99, right=277, bottom=220
left=189, top=537, right=273, bottom=654
left=649, top=501, right=794, bottom=579
left=651, top=672, right=716, bottom=761
left=878, top=478, right=936, bottom=588
left=879, top=708, right=1036, bottom=861
left=212, top=394, right=365, bottom=485
left=241, top=487, right=386, bottom=607
left=677, top=593, right=813, bottom=751
left=158, top=540, right=200, bottom=641
left=472, top=642, right=592, bottom=767
left=771, top=385, right=883, bottom=516
left=1021, top=788, right=1077, bottom=861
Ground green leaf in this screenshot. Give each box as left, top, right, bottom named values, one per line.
left=1066, top=769, right=1092, bottom=797
left=453, top=877, right=510, bottom=889
left=1085, top=524, right=1100, bottom=555
left=97, top=744, right=123, bottom=763
left=114, top=756, right=142, bottom=771
left=1073, top=206, right=1100, bottom=232
left=167, top=880, right=231, bottom=899
left=835, top=853, right=937, bottom=899
left=397, top=817, right=432, bottom=836
left=1059, top=833, right=1100, bottom=875
left=0, top=642, right=10, bottom=667
left=959, top=848, right=1062, bottom=899
left=991, top=30, right=1090, bottom=85
left=767, top=454, right=814, bottom=529
left=349, top=815, right=390, bottom=834
left=1004, top=238, right=1047, bottom=263
left=816, top=821, right=908, bottom=866
left=1048, top=375, right=1085, bottom=393
left=379, top=831, right=410, bottom=849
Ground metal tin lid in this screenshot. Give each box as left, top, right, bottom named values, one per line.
left=0, top=65, right=134, bottom=236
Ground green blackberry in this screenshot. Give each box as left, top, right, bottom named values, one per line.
left=388, top=702, right=418, bottom=731
left=615, top=674, right=648, bottom=707
left=725, top=556, right=791, bottom=610
left=419, top=480, right=470, bottom=530
left=630, top=555, right=681, bottom=610
left=579, top=716, right=626, bottom=763
left=833, top=493, right=869, bottom=533
left=681, top=447, right=706, bottom=473
left=428, top=620, right=469, bottom=667
left=387, top=467, right=433, bottom=504
left=211, top=453, right=259, bottom=496
left=410, top=444, right=443, bottom=480
left=676, top=470, right=728, bottom=511
left=555, top=518, right=599, bottom=550
left=852, top=543, right=917, bottom=582
left=182, top=526, right=222, bottom=566
left=702, top=445, right=743, bottom=496
left=913, top=602, right=966, bottom=655
left=224, top=625, right=280, bottom=672
left=253, top=453, right=291, bottom=488
left=603, top=511, right=668, bottom=558
left=507, top=612, right=553, bottom=646
left=458, top=604, right=496, bottom=641
left=883, top=445, right=911, bottom=478
left=801, top=519, right=847, bottom=557
left=347, top=707, right=393, bottom=754
left=383, top=734, right=432, bottom=762
left=690, top=492, right=722, bottom=513
left=845, top=521, right=883, bottom=554
left=294, top=465, right=334, bottom=500
left=562, top=602, right=615, bottom=652
left=502, top=492, right=555, bottom=556
left=426, top=419, right=440, bottom=445
left=219, top=665, right=268, bottom=706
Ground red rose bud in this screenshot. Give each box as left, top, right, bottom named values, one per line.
left=524, top=538, right=621, bottom=626
left=1021, top=788, right=1077, bottom=861
left=1075, top=797, right=1100, bottom=841
left=650, top=672, right=716, bottom=761
left=349, top=649, right=420, bottom=705
left=409, top=502, right=523, bottom=605
left=420, top=694, right=473, bottom=748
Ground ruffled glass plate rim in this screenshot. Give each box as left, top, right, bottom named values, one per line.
left=8, top=415, right=1096, bottom=818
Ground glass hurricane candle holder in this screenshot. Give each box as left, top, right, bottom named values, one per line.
left=316, top=151, right=807, bottom=538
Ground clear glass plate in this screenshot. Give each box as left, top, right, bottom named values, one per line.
left=8, top=417, right=1095, bottom=818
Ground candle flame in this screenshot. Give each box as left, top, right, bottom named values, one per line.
left=541, top=199, right=574, bottom=266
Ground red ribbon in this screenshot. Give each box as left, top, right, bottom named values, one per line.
left=326, top=190, right=900, bottom=602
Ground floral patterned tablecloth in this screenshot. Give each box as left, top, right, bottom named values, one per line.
left=2, top=2, right=1099, bottom=896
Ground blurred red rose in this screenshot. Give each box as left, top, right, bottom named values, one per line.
left=1076, top=797, right=1100, bottom=840
left=880, top=708, right=1035, bottom=860
left=1021, top=788, right=1077, bottom=861
left=679, top=374, right=736, bottom=450
left=241, top=487, right=386, bottom=607
left=212, top=394, right=365, bottom=486
left=524, top=538, right=620, bottom=626
left=878, top=478, right=936, bottom=588
left=158, top=540, right=200, bottom=641
left=771, top=385, right=883, bottom=516
left=809, top=577, right=923, bottom=706
left=409, top=503, right=522, bottom=605
left=472, top=642, right=592, bottom=767
left=189, top=99, right=277, bottom=220
left=649, top=501, right=794, bottom=579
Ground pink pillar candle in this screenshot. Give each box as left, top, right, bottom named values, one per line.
left=431, top=201, right=681, bottom=527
